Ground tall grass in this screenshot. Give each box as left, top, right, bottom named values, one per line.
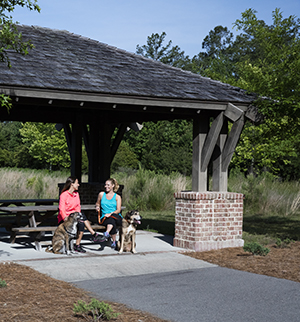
left=113, top=167, right=191, bottom=210
left=0, top=168, right=87, bottom=199
left=0, top=167, right=300, bottom=217
left=229, top=170, right=300, bottom=217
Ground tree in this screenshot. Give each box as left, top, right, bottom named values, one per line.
left=19, top=122, right=70, bottom=170
left=125, top=120, right=193, bottom=175
left=0, top=1, right=40, bottom=109
left=233, top=9, right=300, bottom=119
left=136, top=32, right=191, bottom=69
left=0, top=121, right=40, bottom=168
left=231, top=9, right=300, bottom=176
left=111, top=141, right=139, bottom=172
left=189, top=9, right=300, bottom=178
left=135, top=33, right=194, bottom=175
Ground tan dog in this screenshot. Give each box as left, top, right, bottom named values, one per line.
left=46, top=212, right=83, bottom=255
left=117, top=210, right=142, bottom=254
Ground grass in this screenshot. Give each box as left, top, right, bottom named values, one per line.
left=138, top=210, right=175, bottom=236
left=1, top=167, right=300, bottom=243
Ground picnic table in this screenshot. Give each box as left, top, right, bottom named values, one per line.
left=0, top=199, right=59, bottom=207
left=0, top=201, right=104, bottom=251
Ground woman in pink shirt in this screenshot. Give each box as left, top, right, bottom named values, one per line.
left=58, top=176, right=101, bottom=253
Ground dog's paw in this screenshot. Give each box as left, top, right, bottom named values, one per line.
left=132, top=250, right=137, bottom=254
left=118, top=250, right=123, bottom=254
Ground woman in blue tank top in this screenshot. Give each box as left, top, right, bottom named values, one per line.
left=95, top=178, right=122, bottom=249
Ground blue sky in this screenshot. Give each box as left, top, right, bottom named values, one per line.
left=12, top=0, right=300, bottom=57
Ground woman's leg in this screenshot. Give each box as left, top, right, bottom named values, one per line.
left=74, top=222, right=86, bottom=253
left=76, top=231, right=84, bottom=245
left=105, top=216, right=122, bottom=244
left=105, top=224, right=113, bottom=234
left=80, top=213, right=101, bottom=242
left=84, top=219, right=96, bottom=235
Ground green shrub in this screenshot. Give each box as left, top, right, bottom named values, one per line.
left=0, top=278, right=7, bottom=288
left=243, top=242, right=270, bottom=256
left=73, top=298, right=119, bottom=321
left=275, top=238, right=294, bottom=248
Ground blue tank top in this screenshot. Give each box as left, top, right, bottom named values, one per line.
left=100, top=193, right=117, bottom=219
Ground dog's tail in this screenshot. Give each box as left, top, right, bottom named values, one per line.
left=45, top=245, right=53, bottom=253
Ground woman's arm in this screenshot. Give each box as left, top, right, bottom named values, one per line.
left=58, top=192, right=68, bottom=221
left=115, top=194, right=122, bottom=214
left=95, top=191, right=104, bottom=212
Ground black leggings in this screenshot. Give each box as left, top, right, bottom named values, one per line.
left=102, top=214, right=122, bottom=235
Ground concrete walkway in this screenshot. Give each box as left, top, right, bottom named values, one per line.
left=1, top=228, right=300, bottom=322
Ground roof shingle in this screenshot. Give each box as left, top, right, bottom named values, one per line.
left=0, top=25, right=256, bottom=104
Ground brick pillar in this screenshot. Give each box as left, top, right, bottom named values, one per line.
left=173, top=191, right=244, bottom=252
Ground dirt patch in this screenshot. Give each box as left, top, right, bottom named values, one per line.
left=0, top=242, right=299, bottom=321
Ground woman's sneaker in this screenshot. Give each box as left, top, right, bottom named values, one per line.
left=91, top=233, right=102, bottom=243
left=111, top=241, right=116, bottom=249
left=95, top=232, right=110, bottom=242
left=74, top=244, right=86, bottom=253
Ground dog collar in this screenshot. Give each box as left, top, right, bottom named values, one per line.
left=64, top=225, right=76, bottom=237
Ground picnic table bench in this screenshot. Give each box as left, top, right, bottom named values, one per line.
left=0, top=200, right=124, bottom=251
left=10, top=223, right=106, bottom=251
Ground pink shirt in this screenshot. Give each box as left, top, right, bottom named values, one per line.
left=58, top=190, right=81, bottom=222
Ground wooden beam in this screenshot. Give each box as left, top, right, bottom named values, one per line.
left=82, top=125, right=90, bottom=160
left=88, top=124, right=100, bottom=183
left=222, top=114, right=245, bottom=172
left=224, top=103, right=243, bottom=122
left=201, top=112, right=224, bottom=172
left=212, top=119, right=228, bottom=191
left=98, top=121, right=111, bottom=183
left=192, top=113, right=209, bottom=191
left=0, top=86, right=244, bottom=111
left=71, top=123, right=82, bottom=182
left=63, top=124, right=72, bottom=156
left=111, top=124, right=128, bottom=162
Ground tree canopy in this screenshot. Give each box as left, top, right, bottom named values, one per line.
left=0, top=0, right=40, bottom=109
left=134, top=9, right=300, bottom=179
left=2, top=7, right=300, bottom=180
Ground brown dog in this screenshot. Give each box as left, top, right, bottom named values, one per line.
left=117, top=210, right=142, bottom=254
left=46, top=212, right=83, bottom=255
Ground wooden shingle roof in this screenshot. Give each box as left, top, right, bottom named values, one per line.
left=0, top=25, right=256, bottom=105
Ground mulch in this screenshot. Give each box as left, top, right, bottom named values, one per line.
left=1, top=242, right=300, bottom=321
left=0, top=262, right=169, bottom=322
left=184, top=241, right=300, bottom=283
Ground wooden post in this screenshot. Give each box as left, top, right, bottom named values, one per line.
left=111, top=124, right=128, bottom=162
left=192, top=114, right=209, bottom=191
left=71, top=122, right=82, bottom=182
left=87, top=123, right=101, bottom=183
left=98, top=121, right=111, bottom=183
left=212, top=118, right=228, bottom=191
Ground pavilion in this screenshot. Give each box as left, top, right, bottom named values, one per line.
left=0, top=25, right=261, bottom=250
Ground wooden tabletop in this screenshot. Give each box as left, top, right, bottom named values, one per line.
left=0, top=204, right=97, bottom=214
left=0, top=199, right=59, bottom=207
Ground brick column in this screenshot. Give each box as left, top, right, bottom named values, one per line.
left=174, top=191, right=244, bottom=252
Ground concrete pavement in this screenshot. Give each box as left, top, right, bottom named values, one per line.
left=1, top=228, right=300, bottom=322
